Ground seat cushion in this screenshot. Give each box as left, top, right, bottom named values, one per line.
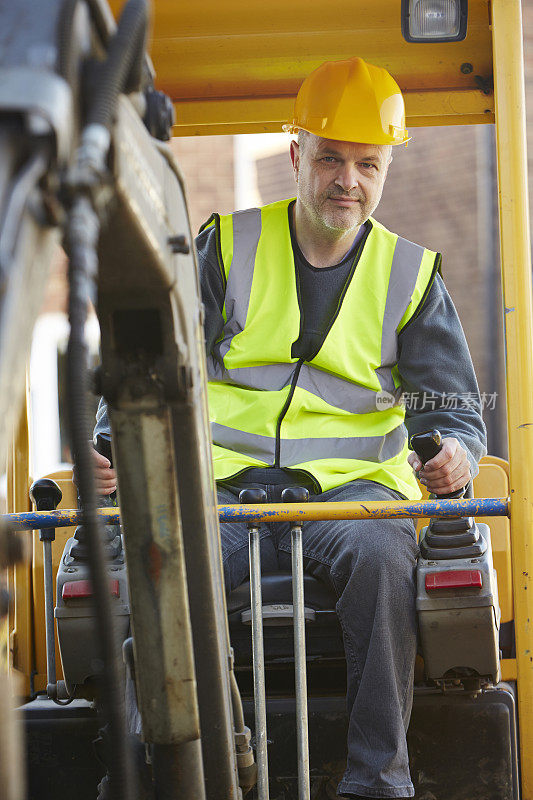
left=227, top=572, right=343, bottom=666
left=227, top=572, right=337, bottom=614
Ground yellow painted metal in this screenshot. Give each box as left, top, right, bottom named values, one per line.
left=476, top=461, right=513, bottom=624
left=109, top=0, right=494, bottom=135
left=491, top=0, right=533, bottom=795
left=8, top=497, right=509, bottom=529
left=501, top=659, right=518, bottom=682
left=172, top=91, right=494, bottom=137
left=6, top=381, right=32, bottom=698
left=31, top=472, right=77, bottom=693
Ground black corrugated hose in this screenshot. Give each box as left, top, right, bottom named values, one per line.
left=65, top=2, right=149, bottom=799
left=87, top=0, right=148, bottom=131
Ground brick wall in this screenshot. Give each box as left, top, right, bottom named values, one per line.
left=376, top=126, right=489, bottom=386
left=256, top=149, right=296, bottom=205
left=170, top=135, right=235, bottom=235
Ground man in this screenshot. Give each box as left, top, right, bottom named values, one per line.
left=93, top=57, right=485, bottom=799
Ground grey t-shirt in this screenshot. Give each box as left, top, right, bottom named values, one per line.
left=290, top=209, right=367, bottom=360
left=95, top=211, right=487, bottom=480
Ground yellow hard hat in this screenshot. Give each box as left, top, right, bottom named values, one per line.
left=284, top=56, right=409, bottom=146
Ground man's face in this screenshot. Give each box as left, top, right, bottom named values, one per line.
left=290, top=134, right=391, bottom=233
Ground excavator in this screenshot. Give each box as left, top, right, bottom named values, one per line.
left=0, top=1, right=532, bottom=799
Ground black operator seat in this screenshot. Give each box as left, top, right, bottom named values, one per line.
left=226, top=573, right=344, bottom=666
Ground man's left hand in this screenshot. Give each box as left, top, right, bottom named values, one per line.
left=407, top=437, right=471, bottom=495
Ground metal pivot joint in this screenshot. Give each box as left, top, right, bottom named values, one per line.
left=281, top=487, right=311, bottom=800
left=239, top=487, right=269, bottom=800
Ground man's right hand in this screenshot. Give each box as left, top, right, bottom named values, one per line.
left=73, top=447, right=117, bottom=495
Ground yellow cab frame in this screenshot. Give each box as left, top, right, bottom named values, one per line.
left=6, top=0, right=533, bottom=796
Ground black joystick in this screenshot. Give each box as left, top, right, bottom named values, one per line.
left=30, top=478, right=63, bottom=543
left=30, top=478, right=63, bottom=515
left=410, top=429, right=485, bottom=559
left=239, top=488, right=267, bottom=506
left=239, top=488, right=267, bottom=535
left=70, top=436, right=121, bottom=561
left=95, top=434, right=113, bottom=467
left=409, top=430, right=465, bottom=500
left=281, top=487, right=309, bottom=505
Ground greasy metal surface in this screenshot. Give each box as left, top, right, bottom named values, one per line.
left=4, top=497, right=510, bottom=530
left=98, top=98, right=202, bottom=748
left=107, top=0, right=494, bottom=135
left=97, top=93, right=240, bottom=796
left=112, top=409, right=201, bottom=745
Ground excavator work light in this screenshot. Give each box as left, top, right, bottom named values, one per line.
left=401, top=0, right=468, bottom=42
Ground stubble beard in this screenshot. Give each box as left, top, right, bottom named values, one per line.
left=316, top=192, right=369, bottom=233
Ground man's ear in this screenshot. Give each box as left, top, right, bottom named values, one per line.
left=383, top=154, right=393, bottom=181
left=289, top=139, right=300, bottom=180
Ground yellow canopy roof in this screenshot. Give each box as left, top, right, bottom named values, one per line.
left=111, top=0, right=494, bottom=136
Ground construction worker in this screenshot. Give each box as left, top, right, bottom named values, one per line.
left=93, top=57, right=486, bottom=799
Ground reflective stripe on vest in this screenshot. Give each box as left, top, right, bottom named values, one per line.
left=205, top=199, right=439, bottom=498
left=212, top=422, right=407, bottom=466
left=207, top=208, right=429, bottom=410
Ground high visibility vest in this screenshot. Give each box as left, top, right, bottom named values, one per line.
left=203, top=198, right=440, bottom=500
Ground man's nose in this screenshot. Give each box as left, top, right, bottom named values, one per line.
left=335, top=163, right=360, bottom=192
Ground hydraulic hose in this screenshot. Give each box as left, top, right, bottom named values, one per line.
left=62, top=4, right=150, bottom=798
left=66, top=195, right=133, bottom=800
left=87, top=0, right=148, bottom=131
left=57, top=0, right=82, bottom=88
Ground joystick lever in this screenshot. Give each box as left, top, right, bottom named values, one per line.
left=239, top=488, right=269, bottom=799
left=410, top=429, right=466, bottom=500
left=409, top=429, right=486, bottom=559
left=70, top=434, right=121, bottom=561
left=29, top=478, right=63, bottom=699
left=281, top=486, right=311, bottom=800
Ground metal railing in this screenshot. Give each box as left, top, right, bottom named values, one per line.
left=1, top=497, right=510, bottom=532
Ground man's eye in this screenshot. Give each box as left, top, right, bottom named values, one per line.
left=361, top=162, right=377, bottom=170
left=322, top=156, right=337, bottom=162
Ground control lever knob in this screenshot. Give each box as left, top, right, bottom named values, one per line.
left=411, top=431, right=480, bottom=555
left=409, top=429, right=463, bottom=500
left=239, top=488, right=267, bottom=505
left=281, top=487, right=309, bottom=504
left=409, top=429, right=442, bottom=466
left=94, top=434, right=113, bottom=467
left=30, top=479, right=63, bottom=511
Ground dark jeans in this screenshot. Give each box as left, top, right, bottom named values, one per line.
left=219, top=474, right=418, bottom=799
